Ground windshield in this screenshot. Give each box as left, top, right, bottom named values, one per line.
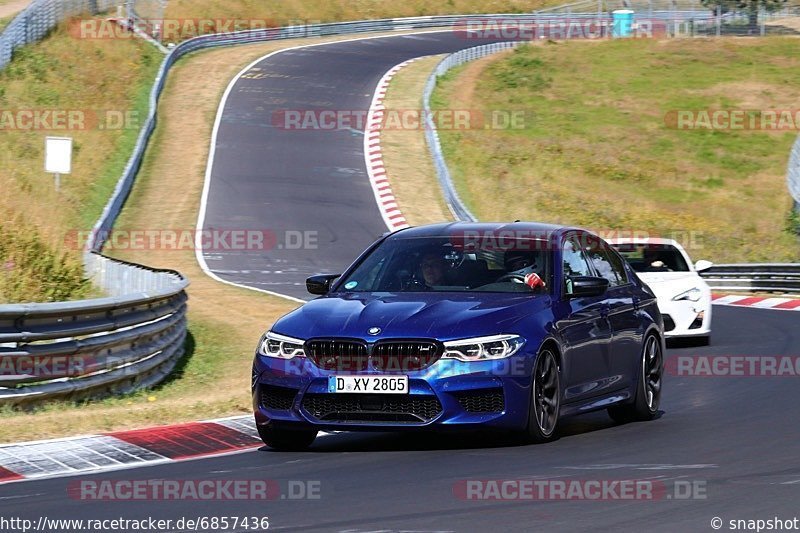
left=337, top=236, right=551, bottom=293
left=612, top=243, right=690, bottom=273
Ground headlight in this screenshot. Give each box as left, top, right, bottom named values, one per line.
left=672, top=287, right=702, bottom=302
left=442, top=334, right=525, bottom=362
left=257, top=331, right=306, bottom=359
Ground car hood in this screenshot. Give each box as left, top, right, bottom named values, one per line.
left=635, top=271, right=708, bottom=300
left=272, top=292, right=552, bottom=341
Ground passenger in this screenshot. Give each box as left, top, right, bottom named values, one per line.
left=503, top=251, right=546, bottom=290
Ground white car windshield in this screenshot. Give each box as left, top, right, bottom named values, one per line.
left=613, top=243, right=690, bottom=273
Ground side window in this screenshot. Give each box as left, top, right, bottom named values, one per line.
left=562, top=236, right=592, bottom=278
left=605, top=246, right=629, bottom=286
left=583, top=240, right=629, bottom=287
left=585, top=242, right=617, bottom=285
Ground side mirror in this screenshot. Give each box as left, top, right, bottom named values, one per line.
left=306, top=274, right=341, bottom=295
left=566, top=276, right=609, bottom=298
left=694, top=259, right=713, bottom=272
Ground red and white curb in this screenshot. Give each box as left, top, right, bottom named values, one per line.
left=0, top=416, right=330, bottom=485
left=712, top=293, right=800, bottom=310
left=364, top=59, right=417, bottom=232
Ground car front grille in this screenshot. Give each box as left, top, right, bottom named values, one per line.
left=305, top=339, right=369, bottom=371
left=662, top=314, right=675, bottom=332
left=371, top=341, right=442, bottom=371
left=259, top=384, right=298, bottom=411
left=305, top=339, right=442, bottom=372
left=301, top=393, right=442, bottom=423
left=453, top=388, right=505, bottom=413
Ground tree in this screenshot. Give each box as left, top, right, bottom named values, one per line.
left=701, top=0, right=787, bottom=30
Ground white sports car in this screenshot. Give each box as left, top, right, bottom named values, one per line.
left=608, top=238, right=712, bottom=345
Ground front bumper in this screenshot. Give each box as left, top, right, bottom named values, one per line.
left=657, top=297, right=712, bottom=337
left=252, top=355, right=535, bottom=432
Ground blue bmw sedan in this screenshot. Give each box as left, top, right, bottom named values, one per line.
left=252, top=222, right=664, bottom=450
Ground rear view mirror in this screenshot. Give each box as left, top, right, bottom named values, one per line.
left=566, top=276, right=609, bottom=298
left=694, top=260, right=713, bottom=272
left=306, top=274, right=341, bottom=295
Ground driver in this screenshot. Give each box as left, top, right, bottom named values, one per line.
left=420, top=252, right=447, bottom=287
left=642, top=248, right=669, bottom=271
left=502, top=251, right=546, bottom=290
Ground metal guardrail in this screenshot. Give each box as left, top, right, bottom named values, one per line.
left=700, top=264, right=800, bottom=293
left=0, top=0, right=194, bottom=407
left=423, top=42, right=522, bottom=222
left=0, top=252, right=188, bottom=406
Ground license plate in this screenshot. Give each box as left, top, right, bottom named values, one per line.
left=328, top=376, right=408, bottom=394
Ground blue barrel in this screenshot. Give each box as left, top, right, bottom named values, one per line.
left=612, top=9, right=635, bottom=38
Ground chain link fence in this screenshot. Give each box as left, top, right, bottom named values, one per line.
left=0, top=0, right=120, bottom=71
left=533, top=0, right=800, bottom=36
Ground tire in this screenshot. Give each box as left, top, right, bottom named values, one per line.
left=608, top=333, right=663, bottom=424
left=522, top=347, right=561, bottom=444
left=257, top=424, right=317, bottom=451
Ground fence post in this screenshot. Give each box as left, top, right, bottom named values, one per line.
left=597, top=0, right=602, bottom=37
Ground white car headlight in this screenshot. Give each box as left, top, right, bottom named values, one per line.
left=672, top=287, right=702, bottom=302
left=442, top=334, right=525, bottom=362
left=258, top=331, right=306, bottom=359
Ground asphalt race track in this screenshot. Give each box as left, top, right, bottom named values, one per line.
left=1, top=306, right=799, bottom=531
left=2, top=31, right=798, bottom=533
left=199, top=31, right=516, bottom=300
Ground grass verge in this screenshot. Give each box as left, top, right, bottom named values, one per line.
left=431, top=38, right=800, bottom=263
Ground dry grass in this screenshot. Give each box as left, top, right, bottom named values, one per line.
left=379, top=55, right=453, bottom=225
left=432, top=38, right=800, bottom=263
left=164, top=0, right=553, bottom=31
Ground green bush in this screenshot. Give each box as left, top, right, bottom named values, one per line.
left=0, top=220, right=91, bottom=303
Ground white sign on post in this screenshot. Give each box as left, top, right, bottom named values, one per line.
left=45, top=136, right=72, bottom=173
left=44, top=136, right=72, bottom=192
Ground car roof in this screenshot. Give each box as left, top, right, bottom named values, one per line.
left=389, top=221, right=577, bottom=239
left=606, top=237, right=680, bottom=246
